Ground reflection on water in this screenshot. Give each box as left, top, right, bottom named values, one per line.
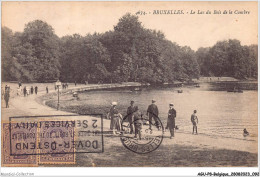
left=81, top=83, right=258, bottom=141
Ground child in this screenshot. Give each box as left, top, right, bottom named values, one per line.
left=191, top=110, right=198, bottom=134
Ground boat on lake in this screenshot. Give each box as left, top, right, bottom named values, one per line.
left=177, top=90, right=183, bottom=93
left=131, top=87, right=142, bottom=91
left=195, top=83, right=200, bottom=87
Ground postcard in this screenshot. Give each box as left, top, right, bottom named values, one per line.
left=1, top=1, right=258, bottom=176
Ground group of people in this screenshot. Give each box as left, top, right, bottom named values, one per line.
left=54, top=83, right=69, bottom=90
left=16, top=82, right=39, bottom=96
left=62, top=83, right=69, bottom=89
left=108, top=101, right=144, bottom=139
left=20, top=86, right=38, bottom=96
left=3, top=81, right=62, bottom=108
left=108, top=99, right=199, bottom=139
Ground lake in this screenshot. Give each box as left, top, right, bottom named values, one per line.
left=75, top=83, right=258, bottom=142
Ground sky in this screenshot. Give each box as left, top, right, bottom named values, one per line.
left=2, top=1, right=258, bottom=50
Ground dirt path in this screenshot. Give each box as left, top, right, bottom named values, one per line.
left=2, top=83, right=79, bottom=120
left=1, top=83, right=111, bottom=129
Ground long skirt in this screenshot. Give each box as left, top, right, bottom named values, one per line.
left=110, top=117, right=121, bottom=131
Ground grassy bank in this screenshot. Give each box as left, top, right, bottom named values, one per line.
left=43, top=94, right=125, bottom=117
left=43, top=135, right=258, bottom=167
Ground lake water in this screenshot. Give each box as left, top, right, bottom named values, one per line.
left=78, top=83, right=258, bottom=141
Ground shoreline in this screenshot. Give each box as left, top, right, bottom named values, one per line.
left=1, top=81, right=258, bottom=167
left=39, top=83, right=258, bottom=153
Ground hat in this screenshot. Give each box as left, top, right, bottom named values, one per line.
left=130, top=100, right=134, bottom=103
left=169, top=103, right=174, bottom=106
left=152, top=99, right=156, bottom=103
left=112, top=102, right=117, bottom=106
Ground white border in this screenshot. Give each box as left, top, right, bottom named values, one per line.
left=0, top=0, right=259, bottom=176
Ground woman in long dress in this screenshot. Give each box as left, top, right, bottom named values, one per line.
left=109, top=102, right=122, bottom=135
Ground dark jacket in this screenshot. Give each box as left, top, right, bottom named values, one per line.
left=147, top=104, right=159, bottom=117
left=133, top=110, right=143, bottom=125
left=167, top=108, right=176, bottom=129
left=4, top=92, right=10, bottom=101
left=127, top=106, right=135, bottom=122
left=168, top=108, right=176, bottom=119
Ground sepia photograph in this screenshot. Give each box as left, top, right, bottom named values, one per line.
left=1, top=1, right=259, bottom=175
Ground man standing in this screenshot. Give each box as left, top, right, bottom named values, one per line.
left=4, top=89, right=10, bottom=108
left=133, top=106, right=142, bottom=140
left=18, top=82, right=22, bottom=88
left=166, top=103, right=176, bottom=139
left=23, top=86, right=27, bottom=97
left=30, top=86, right=34, bottom=94
left=191, top=110, right=198, bottom=134
left=127, top=101, right=135, bottom=134
left=147, top=99, right=159, bottom=130
left=46, top=86, right=49, bottom=93
left=35, top=86, right=38, bottom=95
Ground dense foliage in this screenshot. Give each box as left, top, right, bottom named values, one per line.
left=1, top=14, right=257, bottom=83
left=197, top=40, right=258, bottom=79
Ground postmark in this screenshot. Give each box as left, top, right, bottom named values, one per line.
left=8, top=115, right=104, bottom=164
left=120, top=113, right=164, bottom=154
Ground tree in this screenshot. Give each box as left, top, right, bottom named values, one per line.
left=14, top=20, right=60, bottom=82
left=196, top=47, right=211, bottom=76
left=180, top=46, right=200, bottom=79
left=3, top=14, right=257, bottom=83
left=60, top=34, right=84, bottom=82
left=60, top=34, right=111, bottom=83
left=206, top=39, right=257, bottom=79
left=2, top=27, right=15, bottom=81
left=2, top=27, right=32, bottom=81
left=247, top=45, right=258, bottom=78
